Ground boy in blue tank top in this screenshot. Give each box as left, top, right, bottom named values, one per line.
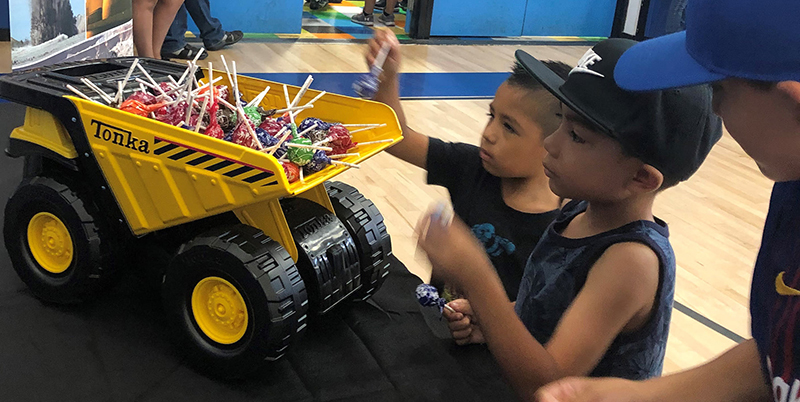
left=536, top=1, right=800, bottom=402
left=415, top=38, right=722, bottom=399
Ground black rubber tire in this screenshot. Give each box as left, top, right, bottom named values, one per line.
left=3, top=175, right=119, bottom=304
left=324, top=181, right=392, bottom=300
left=162, top=224, right=308, bottom=379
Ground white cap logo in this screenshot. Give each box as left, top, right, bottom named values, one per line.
left=570, top=49, right=604, bottom=78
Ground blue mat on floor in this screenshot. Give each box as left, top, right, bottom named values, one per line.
left=243, top=72, right=508, bottom=99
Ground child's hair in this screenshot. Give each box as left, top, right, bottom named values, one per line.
left=506, top=60, right=571, bottom=138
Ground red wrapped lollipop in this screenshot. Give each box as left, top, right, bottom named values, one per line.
left=281, top=161, right=300, bottom=183
left=154, top=102, right=187, bottom=126
left=125, top=91, right=157, bottom=105
left=231, top=122, right=261, bottom=150
left=327, top=125, right=355, bottom=155
left=204, top=124, right=225, bottom=139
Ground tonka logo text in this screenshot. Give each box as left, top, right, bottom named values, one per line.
left=91, top=120, right=150, bottom=154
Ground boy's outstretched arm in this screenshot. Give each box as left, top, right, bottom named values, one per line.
left=536, top=339, right=770, bottom=402
left=367, top=29, right=428, bottom=169
left=417, top=210, right=669, bottom=401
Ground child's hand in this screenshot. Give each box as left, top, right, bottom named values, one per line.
left=535, top=377, right=645, bottom=402
left=443, top=299, right=485, bottom=345
left=367, top=28, right=401, bottom=79
left=416, top=203, right=493, bottom=289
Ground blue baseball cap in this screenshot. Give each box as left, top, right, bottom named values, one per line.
left=614, top=0, right=800, bottom=91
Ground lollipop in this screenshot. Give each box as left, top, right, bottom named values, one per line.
left=119, top=99, right=150, bottom=117
left=204, top=124, right=225, bottom=139
left=231, top=122, right=261, bottom=150
left=154, top=101, right=187, bottom=126
left=287, top=138, right=315, bottom=166
left=415, top=284, right=456, bottom=315
left=353, top=43, right=390, bottom=99
left=217, top=107, right=238, bottom=132
left=242, top=105, right=262, bottom=126
left=306, top=129, right=329, bottom=144
left=303, top=150, right=330, bottom=174
left=281, top=161, right=300, bottom=183
left=125, top=91, right=157, bottom=105
left=298, top=117, right=331, bottom=133
left=327, top=125, right=355, bottom=154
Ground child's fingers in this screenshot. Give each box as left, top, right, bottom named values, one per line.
left=447, top=317, right=471, bottom=332
left=449, top=299, right=474, bottom=316
left=442, top=307, right=463, bottom=321
left=451, top=327, right=472, bottom=342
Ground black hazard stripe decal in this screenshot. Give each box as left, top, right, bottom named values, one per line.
left=153, top=136, right=276, bottom=186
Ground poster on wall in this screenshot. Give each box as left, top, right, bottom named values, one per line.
left=9, top=0, right=132, bottom=71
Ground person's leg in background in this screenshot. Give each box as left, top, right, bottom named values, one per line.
left=161, top=5, right=208, bottom=60
left=184, top=0, right=243, bottom=51
left=133, top=0, right=157, bottom=57
left=377, top=0, right=397, bottom=26
left=351, top=0, right=376, bottom=26
left=152, top=0, right=185, bottom=58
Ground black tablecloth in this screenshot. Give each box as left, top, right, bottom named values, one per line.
left=0, top=103, right=515, bottom=402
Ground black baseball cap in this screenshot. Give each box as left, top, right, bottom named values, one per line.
left=515, top=38, right=723, bottom=183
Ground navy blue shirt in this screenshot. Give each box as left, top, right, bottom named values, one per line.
left=515, top=200, right=675, bottom=380
left=426, top=138, right=559, bottom=300
left=751, top=180, right=800, bottom=401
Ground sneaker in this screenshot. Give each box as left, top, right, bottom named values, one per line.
left=377, top=12, right=395, bottom=26
left=350, top=12, right=374, bottom=26
left=161, top=43, right=208, bottom=61
left=206, top=30, right=244, bottom=51
left=375, top=0, right=400, bottom=12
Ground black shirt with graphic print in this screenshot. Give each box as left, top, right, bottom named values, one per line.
left=426, top=138, right=559, bottom=300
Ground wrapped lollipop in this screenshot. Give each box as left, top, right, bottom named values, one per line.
left=154, top=101, right=188, bottom=126
left=231, top=122, right=261, bottom=150
left=204, top=124, right=225, bottom=140
left=305, top=129, right=329, bottom=144
left=281, top=161, right=300, bottom=183
left=217, top=107, right=238, bottom=132
left=303, top=150, right=360, bottom=175
left=415, top=284, right=456, bottom=315
left=125, top=91, right=157, bottom=105
left=326, top=124, right=356, bottom=154
left=298, top=117, right=332, bottom=133
left=242, top=105, right=262, bottom=126
left=353, top=43, right=390, bottom=99
left=287, top=138, right=315, bottom=166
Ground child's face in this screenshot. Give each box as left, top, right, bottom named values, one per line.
left=479, top=83, right=550, bottom=179
left=542, top=105, right=645, bottom=201
left=712, top=79, right=800, bottom=182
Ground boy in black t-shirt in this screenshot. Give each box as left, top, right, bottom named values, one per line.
left=366, top=30, right=569, bottom=300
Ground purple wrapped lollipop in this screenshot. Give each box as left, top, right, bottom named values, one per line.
left=303, top=150, right=330, bottom=174
left=299, top=117, right=332, bottom=133
left=416, top=284, right=451, bottom=315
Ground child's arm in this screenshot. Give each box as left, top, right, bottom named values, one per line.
left=416, top=210, right=665, bottom=401
left=536, top=339, right=770, bottom=402
left=367, top=29, right=428, bottom=169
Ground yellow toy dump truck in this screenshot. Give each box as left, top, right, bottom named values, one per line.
left=0, top=58, right=400, bottom=378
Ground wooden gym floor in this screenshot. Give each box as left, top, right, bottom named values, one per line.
left=204, top=41, right=765, bottom=375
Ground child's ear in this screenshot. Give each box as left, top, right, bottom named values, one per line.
left=631, top=164, right=663, bottom=193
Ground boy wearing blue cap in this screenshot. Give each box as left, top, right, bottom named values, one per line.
left=417, top=37, right=721, bottom=400
left=536, top=1, right=800, bottom=401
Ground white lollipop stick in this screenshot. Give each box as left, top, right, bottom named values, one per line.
left=219, top=55, right=235, bottom=96
left=330, top=160, right=360, bottom=168
left=313, top=138, right=332, bottom=146
left=373, top=44, right=390, bottom=72
left=168, top=75, right=179, bottom=87
left=190, top=47, right=206, bottom=66
left=348, top=124, right=387, bottom=134
left=66, top=84, right=97, bottom=102
left=247, top=86, right=270, bottom=108
left=268, top=126, right=292, bottom=156
left=286, top=143, right=333, bottom=151
left=177, top=60, right=193, bottom=86
left=189, top=77, right=223, bottom=96
left=303, top=90, right=326, bottom=107
left=194, top=94, right=210, bottom=133
left=115, top=58, right=139, bottom=103
left=290, top=75, right=313, bottom=109
left=116, top=81, right=124, bottom=103
left=299, top=166, right=304, bottom=183
left=273, top=104, right=313, bottom=115
left=81, top=78, right=114, bottom=104
left=283, top=84, right=291, bottom=108
left=232, top=60, right=241, bottom=102
left=355, top=139, right=395, bottom=146
left=329, top=153, right=359, bottom=158
left=297, top=122, right=318, bottom=137
left=136, top=63, right=167, bottom=96
left=208, top=62, right=215, bottom=111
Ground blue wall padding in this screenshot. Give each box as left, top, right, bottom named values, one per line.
left=430, top=0, right=527, bottom=37
left=187, top=0, right=302, bottom=34
left=521, top=0, right=615, bottom=37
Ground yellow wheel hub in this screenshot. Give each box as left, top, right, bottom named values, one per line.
left=191, top=277, right=248, bottom=344
left=27, top=212, right=74, bottom=274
